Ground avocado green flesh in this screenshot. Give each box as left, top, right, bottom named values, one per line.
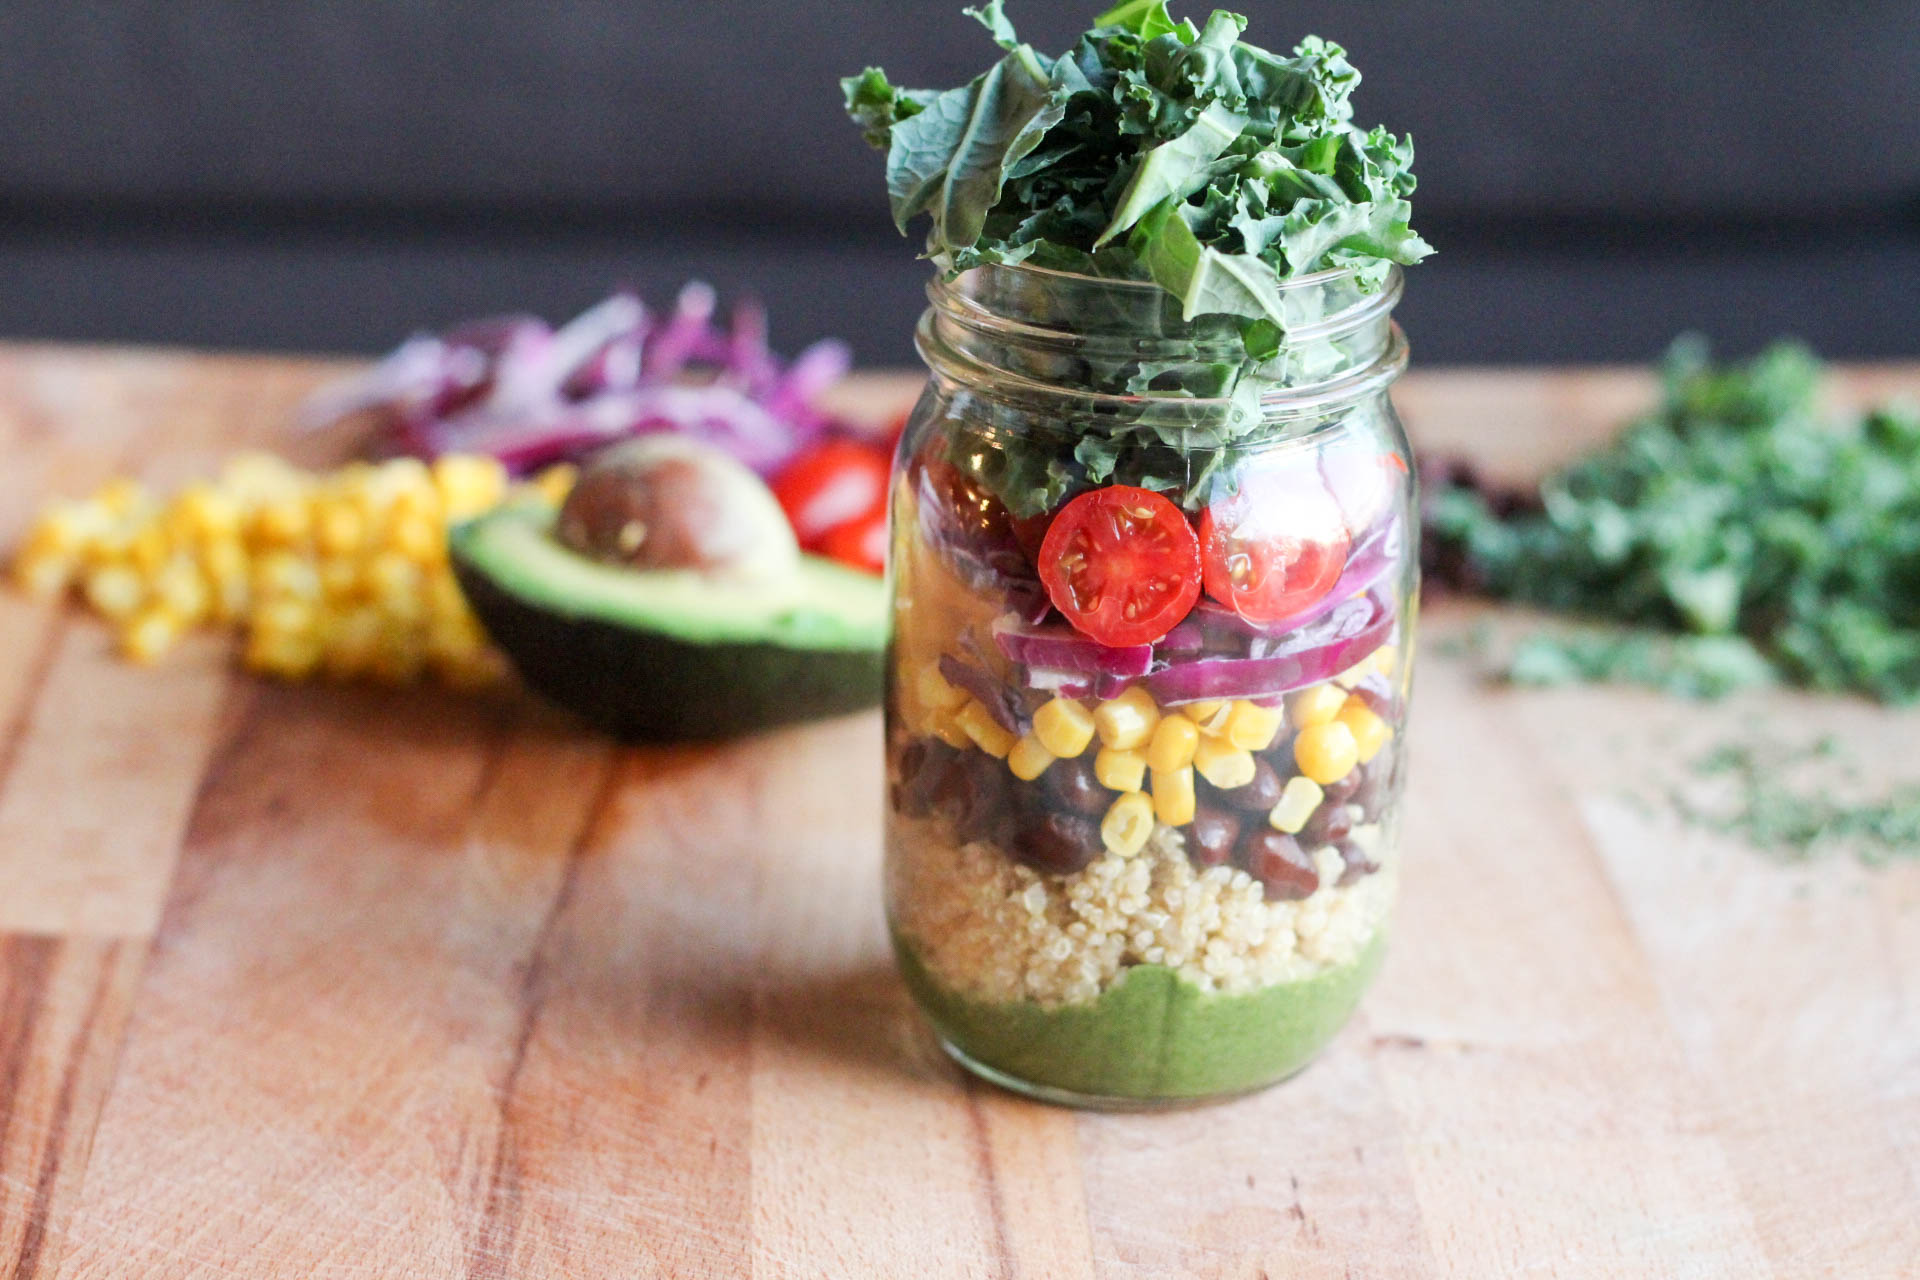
left=896, top=932, right=1386, bottom=1102
left=450, top=504, right=885, bottom=741
left=450, top=504, right=886, bottom=651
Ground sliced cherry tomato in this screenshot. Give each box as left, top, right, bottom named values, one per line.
left=1198, top=464, right=1351, bottom=623
left=1038, top=485, right=1202, bottom=646
left=772, top=441, right=890, bottom=547
left=819, top=506, right=888, bottom=575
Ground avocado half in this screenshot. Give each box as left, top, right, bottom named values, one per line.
left=450, top=503, right=886, bottom=741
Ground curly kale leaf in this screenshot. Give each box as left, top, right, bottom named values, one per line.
left=844, top=5, right=1431, bottom=298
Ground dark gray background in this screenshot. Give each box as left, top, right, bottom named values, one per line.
left=2, top=1, right=1916, bottom=366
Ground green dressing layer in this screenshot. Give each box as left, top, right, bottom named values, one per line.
left=896, top=930, right=1386, bottom=1103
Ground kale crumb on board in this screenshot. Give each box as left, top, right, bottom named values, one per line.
left=1669, top=736, right=1920, bottom=864
left=1424, top=336, right=1920, bottom=705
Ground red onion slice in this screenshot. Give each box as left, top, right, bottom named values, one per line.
left=1142, top=593, right=1396, bottom=704
left=991, top=616, right=1154, bottom=677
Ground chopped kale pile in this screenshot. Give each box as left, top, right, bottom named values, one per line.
left=1427, top=338, right=1920, bottom=703
left=842, top=2, right=1430, bottom=322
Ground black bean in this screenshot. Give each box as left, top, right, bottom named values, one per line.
left=1010, top=812, right=1101, bottom=875
left=1212, top=757, right=1285, bottom=813
left=1336, top=838, right=1380, bottom=886
left=1244, top=830, right=1319, bottom=900
left=1188, top=805, right=1242, bottom=867
left=1040, top=756, right=1113, bottom=816
left=1302, top=800, right=1355, bottom=847
left=1350, top=755, right=1390, bottom=817
left=895, top=740, right=966, bottom=818
left=955, top=754, right=1013, bottom=845
left=1321, top=767, right=1363, bottom=806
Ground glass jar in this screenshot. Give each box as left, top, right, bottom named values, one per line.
left=884, top=261, right=1415, bottom=1108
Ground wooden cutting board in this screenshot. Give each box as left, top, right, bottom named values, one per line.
left=0, top=345, right=1915, bottom=1279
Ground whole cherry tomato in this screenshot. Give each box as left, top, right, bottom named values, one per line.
left=772, top=440, right=890, bottom=547
left=819, top=506, right=887, bottom=575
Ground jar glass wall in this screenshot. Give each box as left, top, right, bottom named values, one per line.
left=884, top=262, right=1415, bottom=1107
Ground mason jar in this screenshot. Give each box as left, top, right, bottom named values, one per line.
left=884, top=261, right=1415, bottom=1107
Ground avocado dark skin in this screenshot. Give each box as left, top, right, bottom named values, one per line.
left=452, top=556, right=882, bottom=741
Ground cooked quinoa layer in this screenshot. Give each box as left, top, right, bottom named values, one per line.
left=887, top=818, right=1397, bottom=1007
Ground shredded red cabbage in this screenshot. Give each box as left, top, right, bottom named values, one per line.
left=938, top=654, right=1025, bottom=733
left=300, top=285, right=856, bottom=477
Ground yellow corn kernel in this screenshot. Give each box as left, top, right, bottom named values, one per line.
left=175, top=484, right=243, bottom=542
left=318, top=557, right=362, bottom=602
left=126, top=522, right=172, bottom=575
left=422, top=570, right=471, bottom=622
left=313, top=501, right=367, bottom=558
left=1336, top=701, right=1392, bottom=764
left=1372, top=644, right=1398, bottom=678
left=251, top=550, right=321, bottom=602
left=1094, top=685, right=1159, bottom=750
left=1180, top=698, right=1228, bottom=725
left=424, top=612, right=488, bottom=662
left=532, top=463, right=578, bottom=506
left=153, top=556, right=210, bottom=624
left=220, top=452, right=304, bottom=503
left=954, top=699, right=1017, bottom=758
left=1268, top=775, right=1325, bottom=834
left=926, top=706, right=973, bottom=751
left=251, top=497, right=313, bottom=548
left=364, top=550, right=422, bottom=604
left=199, top=533, right=247, bottom=580
left=1224, top=699, right=1285, bottom=751
left=1294, top=721, right=1359, bottom=786
left=208, top=571, right=250, bottom=623
left=387, top=510, right=445, bottom=566
left=1150, top=765, right=1196, bottom=826
left=1031, top=696, right=1095, bottom=757
left=1145, top=714, right=1199, bottom=772
left=371, top=456, right=435, bottom=500
left=433, top=454, right=509, bottom=520
left=1093, top=746, right=1147, bottom=792
left=83, top=564, right=147, bottom=621
left=25, top=501, right=104, bottom=558
left=1193, top=735, right=1257, bottom=790
left=250, top=596, right=318, bottom=641
left=322, top=606, right=383, bottom=679
left=94, top=477, right=148, bottom=517
left=1288, top=683, right=1349, bottom=729
left=119, top=606, right=182, bottom=664
left=1007, top=733, right=1055, bottom=781
left=243, top=628, right=322, bottom=680
left=13, top=550, right=73, bottom=600
left=1100, top=791, right=1155, bottom=857
left=914, top=661, right=969, bottom=713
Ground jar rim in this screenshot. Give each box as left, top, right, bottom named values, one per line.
left=917, top=315, right=1408, bottom=419
left=925, top=257, right=1397, bottom=383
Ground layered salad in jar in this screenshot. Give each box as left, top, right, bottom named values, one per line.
left=846, top=1, right=1431, bottom=1103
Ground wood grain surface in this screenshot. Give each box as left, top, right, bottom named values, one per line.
left=0, top=345, right=1915, bottom=1278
